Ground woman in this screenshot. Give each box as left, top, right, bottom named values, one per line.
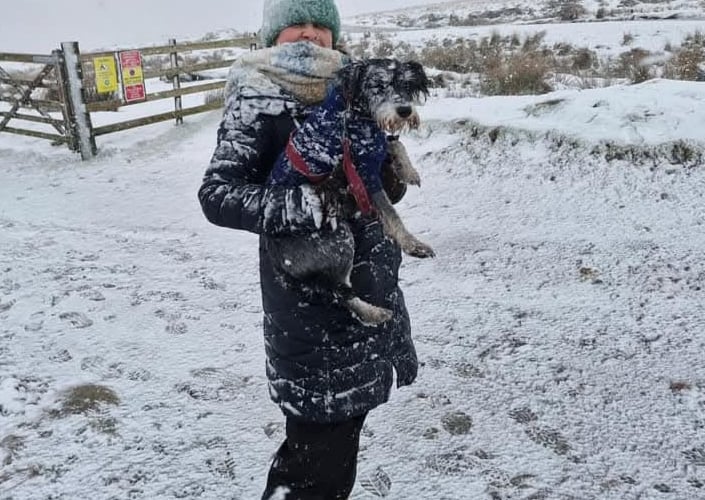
left=198, top=0, right=418, bottom=498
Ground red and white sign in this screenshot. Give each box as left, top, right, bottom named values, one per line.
left=118, top=50, right=146, bottom=103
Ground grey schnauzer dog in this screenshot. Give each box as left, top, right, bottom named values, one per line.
left=266, top=58, right=434, bottom=325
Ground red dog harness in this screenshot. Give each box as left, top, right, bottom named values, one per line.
left=285, top=134, right=374, bottom=216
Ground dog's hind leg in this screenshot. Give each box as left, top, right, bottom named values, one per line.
left=388, top=139, right=421, bottom=187
left=266, top=225, right=392, bottom=325
left=345, top=296, right=393, bottom=326
left=371, top=190, right=435, bottom=259
left=329, top=278, right=392, bottom=325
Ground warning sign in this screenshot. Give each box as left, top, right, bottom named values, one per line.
left=93, top=56, right=118, bottom=94
left=118, top=50, right=146, bottom=103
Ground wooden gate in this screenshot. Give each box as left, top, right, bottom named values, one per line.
left=1, top=36, right=256, bottom=160
left=0, top=51, right=76, bottom=150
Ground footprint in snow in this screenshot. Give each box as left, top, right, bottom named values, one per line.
left=24, top=321, right=43, bottom=332
left=358, top=466, right=392, bottom=497
left=80, top=288, right=105, bottom=301
left=49, top=349, right=73, bottom=363
left=441, top=411, right=473, bottom=435
left=524, top=425, right=571, bottom=456
left=58, top=312, right=93, bottom=329
left=0, top=299, right=16, bottom=312
left=206, top=451, right=237, bottom=479
left=508, top=406, right=538, bottom=424
left=424, top=449, right=480, bottom=475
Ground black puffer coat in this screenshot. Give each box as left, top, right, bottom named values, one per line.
left=198, top=63, right=418, bottom=424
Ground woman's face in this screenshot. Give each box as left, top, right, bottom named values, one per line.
left=275, top=23, right=333, bottom=48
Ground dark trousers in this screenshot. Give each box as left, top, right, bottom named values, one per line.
left=262, top=413, right=367, bottom=500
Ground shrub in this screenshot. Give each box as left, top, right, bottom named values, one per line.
left=420, top=38, right=478, bottom=73
left=617, top=48, right=653, bottom=83
left=372, top=33, right=395, bottom=58
left=482, top=50, right=552, bottom=95
left=559, top=1, right=587, bottom=20
left=664, top=31, right=705, bottom=80
left=573, top=48, right=596, bottom=70
left=546, top=0, right=586, bottom=21
left=57, top=383, right=119, bottom=416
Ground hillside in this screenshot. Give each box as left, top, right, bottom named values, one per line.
left=345, top=0, right=705, bottom=29
left=2, top=74, right=705, bottom=499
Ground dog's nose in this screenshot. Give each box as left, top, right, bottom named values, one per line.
left=396, top=105, right=413, bottom=118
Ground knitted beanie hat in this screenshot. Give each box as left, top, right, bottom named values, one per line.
left=260, top=0, right=341, bottom=48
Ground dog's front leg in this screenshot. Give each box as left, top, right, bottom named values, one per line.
left=371, top=190, right=435, bottom=258
left=388, top=139, right=421, bottom=187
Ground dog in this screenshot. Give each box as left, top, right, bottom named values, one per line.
left=266, top=58, right=434, bottom=325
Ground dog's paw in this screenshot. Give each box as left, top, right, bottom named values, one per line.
left=403, top=238, right=435, bottom=259
left=403, top=168, right=422, bottom=187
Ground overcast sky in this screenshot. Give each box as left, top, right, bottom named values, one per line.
left=1, top=0, right=438, bottom=52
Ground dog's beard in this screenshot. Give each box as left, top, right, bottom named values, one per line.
left=374, top=102, right=421, bottom=134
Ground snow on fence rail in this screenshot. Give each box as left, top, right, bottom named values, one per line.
left=0, top=36, right=257, bottom=160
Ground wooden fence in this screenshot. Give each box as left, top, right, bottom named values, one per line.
left=0, top=36, right=256, bottom=159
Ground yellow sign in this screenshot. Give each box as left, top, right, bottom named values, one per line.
left=93, top=56, right=118, bottom=94
left=121, top=62, right=144, bottom=86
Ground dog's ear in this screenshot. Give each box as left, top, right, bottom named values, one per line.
left=336, top=60, right=365, bottom=102
left=405, top=61, right=430, bottom=99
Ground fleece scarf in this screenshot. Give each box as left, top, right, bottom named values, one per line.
left=226, top=42, right=347, bottom=105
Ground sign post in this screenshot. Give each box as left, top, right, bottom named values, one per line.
left=118, top=50, right=146, bottom=103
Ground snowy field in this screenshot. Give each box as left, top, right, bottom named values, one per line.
left=347, top=18, right=705, bottom=57
left=2, top=76, right=705, bottom=499
left=2, top=1, right=705, bottom=498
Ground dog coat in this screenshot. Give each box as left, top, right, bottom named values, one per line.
left=268, top=86, right=387, bottom=214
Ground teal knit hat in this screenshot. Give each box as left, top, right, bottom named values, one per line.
left=260, top=0, right=341, bottom=48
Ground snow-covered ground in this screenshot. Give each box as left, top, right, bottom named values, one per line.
left=2, top=75, right=705, bottom=499
left=347, top=18, right=705, bottom=57
left=3, top=0, right=705, bottom=497
left=346, top=0, right=705, bottom=27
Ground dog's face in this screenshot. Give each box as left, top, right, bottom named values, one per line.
left=337, top=59, right=429, bottom=133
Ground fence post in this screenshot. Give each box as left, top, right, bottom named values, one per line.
left=53, top=49, right=78, bottom=152
left=60, top=41, right=97, bottom=160
left=169, top=38, right=183, bottom=125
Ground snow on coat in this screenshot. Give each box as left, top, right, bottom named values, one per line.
left=198, top=46, right=418, bottom=423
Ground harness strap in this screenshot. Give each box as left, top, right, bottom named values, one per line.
left=285, top=134, right=328, bottom=184
left=285, top=133, right=375, bottom=216
left=343, top=138, right=374, bottom=216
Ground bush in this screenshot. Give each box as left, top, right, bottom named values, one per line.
left=573, top=48, right=596, bottom=70
left=343, top=27, right=701, bottom=94
left=546, top=0, right=586, bottom=21
left=617, top=48, right=653, bottom=83
left=664, top=31, right=705, bottom=80
left=420, top=38, right=479, bottom=73
left=482, top=50, right=552, bottom=95
left=57, top=383, right=119, bottom=416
